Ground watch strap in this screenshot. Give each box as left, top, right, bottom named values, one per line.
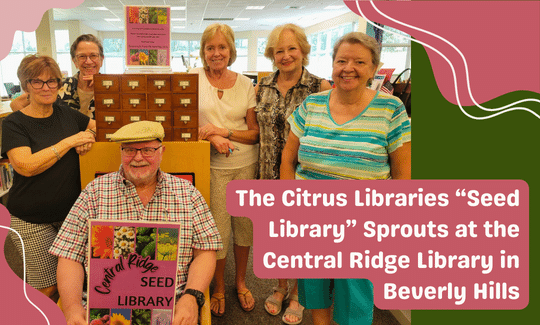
left=184, top=288, right=205, bottom=308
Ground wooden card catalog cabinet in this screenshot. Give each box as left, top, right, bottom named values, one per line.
left=94, top=74, right=199, bottom=141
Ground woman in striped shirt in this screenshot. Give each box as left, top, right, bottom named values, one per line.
left=280, top=32, right=411, bottom=325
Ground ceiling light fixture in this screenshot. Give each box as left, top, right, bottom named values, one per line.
left=105, top=18, right=121, bottom=22
left=284, top=6, right=305, bottom=10
left=171, top=7, right=186, bottom=11
left=324, top=5, right=345, bottom=10
left=246, top=6, right=265, bottom=10
left=234, top=18, right=250, bottom=21
left=171, top=18, right=186, bottom=21
left=89, top=7, right=108, bottom=11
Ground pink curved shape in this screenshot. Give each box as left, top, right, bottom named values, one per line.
left=345, top=0, right=540, bottom=105
left=0, top=1, right=84, bottom=60
left=0, top=205, right=67, bottom=324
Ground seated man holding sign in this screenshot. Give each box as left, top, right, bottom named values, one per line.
left=50, top=121, right=222, bottom=325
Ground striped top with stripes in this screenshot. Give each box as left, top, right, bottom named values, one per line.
left=288, top=89, right=411, bottom=180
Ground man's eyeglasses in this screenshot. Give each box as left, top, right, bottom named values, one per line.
left=121, top=146, right=162, bottom=157
left=28, top=78, right=60, bottom=90
left=76, top=53, right=101, bottom=63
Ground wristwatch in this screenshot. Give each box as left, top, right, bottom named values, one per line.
left=183, top=289, right=205, bottom=308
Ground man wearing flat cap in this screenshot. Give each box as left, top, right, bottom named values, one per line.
left=50, top=121, right=222, bottom=325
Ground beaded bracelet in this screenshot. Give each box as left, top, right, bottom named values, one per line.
left=51, top=146, right=61, bottom=161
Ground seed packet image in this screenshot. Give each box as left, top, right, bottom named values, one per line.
left=128, top=7, right=139, bottom=24
left=139, top=7, right=149, bottom=24
left=152, top=309, right=172, bottom=325
left=113, top=226, right=136, bottom=259
left=88, top=308, right=110, bottom=325
left=136, top=227, right=156, bottom=260
left=132, top=309, right=152, bottom=325
left=157, top=8, right=167, bottom=24
left=149, top=50, right=158, bottom=65
left=148, top=7, right=158, bottom=24
left=91, top=225, right=114, bottom=259
left=156, top=228, right=179, bottom=261
left=157, top=50, right=168, bottom=66
left=110, top=309, right=131, bottom=324
left=129, top=49, right=140, bottom=65
left=139, top=49, right=149, bottom=65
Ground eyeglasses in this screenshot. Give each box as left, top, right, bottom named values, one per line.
left=75, top=53, right=101, bottom=63
left=28, top=78, right=60, bottom=90
left=121, top=146, right=162, bottom=157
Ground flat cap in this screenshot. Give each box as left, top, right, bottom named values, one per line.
left=109, top=121, right=165, bottom=143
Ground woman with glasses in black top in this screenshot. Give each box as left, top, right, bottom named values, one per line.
left=1, top=54, right=96, bottom=300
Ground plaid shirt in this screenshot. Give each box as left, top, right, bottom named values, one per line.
left=49, top=167, right=222, bottom=295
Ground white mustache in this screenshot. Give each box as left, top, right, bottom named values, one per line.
left=130, top=163, right=150, bottom=167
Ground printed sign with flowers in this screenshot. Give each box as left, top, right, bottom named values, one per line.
left=88, top=220, right=180, bottom=325
left=125, top=5, right=171, bottom=67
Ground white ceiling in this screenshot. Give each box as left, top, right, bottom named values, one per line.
left=53, top=0, right=352, bottom=33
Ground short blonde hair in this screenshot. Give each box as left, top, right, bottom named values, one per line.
left=332, top=32, right=380, bottom=68
left=17, top=55, right=63, bottom=92
left=200, top=23, right=237, bottom=70
left=264, top=23, right=311, bottom=67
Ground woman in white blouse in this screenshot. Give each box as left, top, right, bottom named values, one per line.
left=192, top=23, right=259, bottom=317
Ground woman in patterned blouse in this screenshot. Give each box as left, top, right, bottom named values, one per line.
left=255, top=24, right=331, bottom=325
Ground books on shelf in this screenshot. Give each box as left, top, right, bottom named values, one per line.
left=1, top=162, right=13, bottom=192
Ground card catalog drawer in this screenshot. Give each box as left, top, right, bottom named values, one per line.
left=121, top=93, right=147, bottom=110
left=147, top=75, right=172, bottom=92
left=97, top=128, right=118, bottom=142
left=122, top=111, right=147, bottom=125
left=121, top=75, right=147, bottom=92
left=147, top=111, right=172, bottom=128
left=173, top=110, right=198, bottom=128
left=148, top=93, right=172, bottom=110
left=96, top=111, right=123, bottom=129
left=95, top=93, right=120, bottom=110
left=173, top=128, right=198, bottom=142
left=172, top=74, right=198, bottom=93
left=94, top=75, right=120, bottom=93
left=172, top=93, right=197, bottom=110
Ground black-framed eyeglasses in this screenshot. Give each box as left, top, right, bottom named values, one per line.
left=28, top=78, right=60, bottom=90
left=76, top=53, right=101, bottom=63
left=121, top=146, right=162, bottom=157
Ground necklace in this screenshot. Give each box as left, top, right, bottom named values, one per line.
left=206, top=69, right=233, bottom=91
